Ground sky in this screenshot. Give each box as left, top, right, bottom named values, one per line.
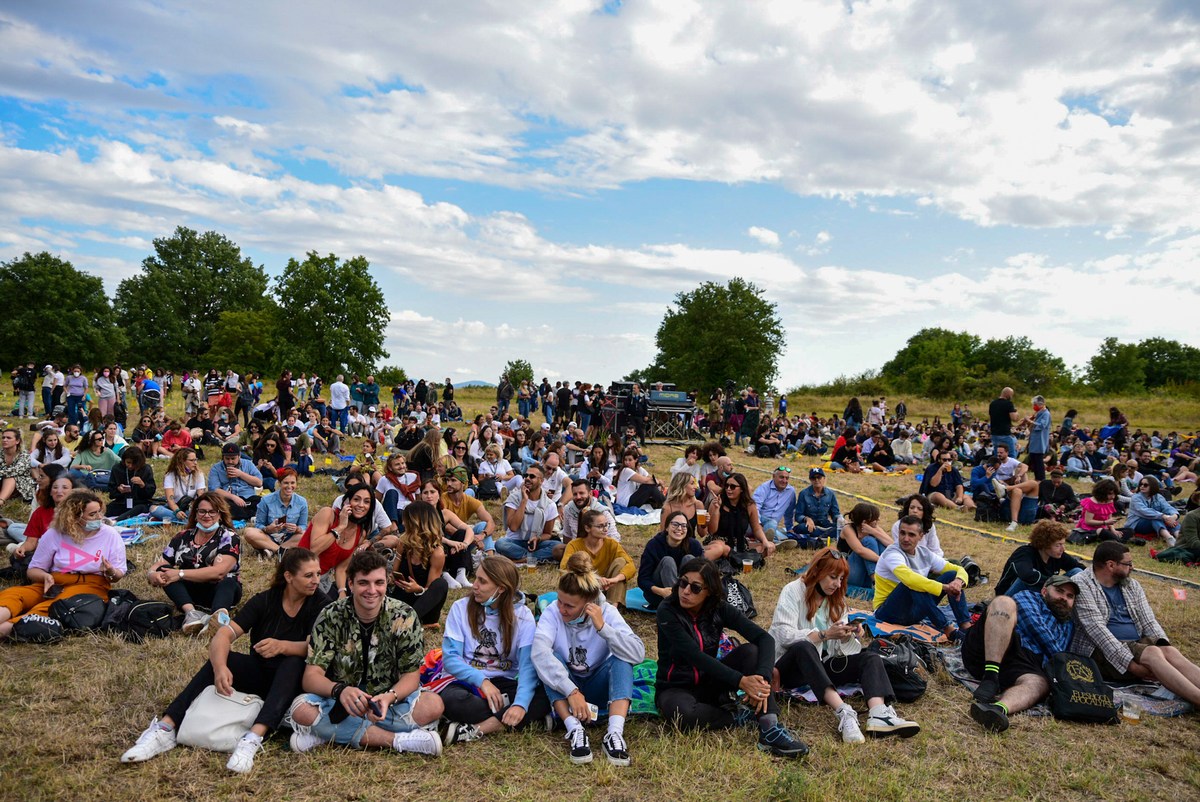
left=2, top=1, right=1199, bottom=389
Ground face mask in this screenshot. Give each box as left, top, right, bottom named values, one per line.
left=84, top=519, right=103, bottom=532
left=73, top=371, right=81, bottom=377
left=196, top=521, right=220, bottom=533
left=566, top=612, right=587, bottom=626
left=480, top=592, right=499, bottom=609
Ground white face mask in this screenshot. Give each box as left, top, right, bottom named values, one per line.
left=73, top=371, right=81, bottom=377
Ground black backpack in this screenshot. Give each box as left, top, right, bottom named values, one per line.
left=124, top=601, right=176, bottom=642
left=11, top=613, right=65, bottom=643
left=50, top=593, right=106, bottom=632
left=973, top=493, right=1006, bottom=524
left=100, top=589, right=142, bottom=633
left=1047, top=652, right=1118, bottom=724
left=868, top=634, right=928, bottom=703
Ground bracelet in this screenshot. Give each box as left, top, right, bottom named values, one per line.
left=331, top=682, right=347, bottom=701
left=818, top=630, right=827, bottom=641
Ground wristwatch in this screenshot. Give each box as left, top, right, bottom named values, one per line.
left=179, top=569, right=186, bottom=580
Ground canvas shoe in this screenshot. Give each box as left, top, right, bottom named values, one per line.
left=1005, top=521, right=1019, bottom=532
left=602, top=731, right=630, bottom=766
left=444, top=721, right=484, bottom=746
left=181, top=609, right=210, bottom=636
left=757, top=724, right=809, bottom=758
left=226, top=734, right=263, bottom=774
left=775, top=538, right=799, bottom=551
left=991, top=479, right=1008, bottom=498
left=835, top=704, right=865, bottom=744
left=866, top=705, right=920, bottom=738
left=121, top=718, right=177, bottom=763
left=566, top=726, right=592, bottom=764
left=969, top=702, right=1010, bottom=733
left=393, top=728, right=442, bottom=757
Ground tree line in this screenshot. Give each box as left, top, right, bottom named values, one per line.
left=0, top=227, right=393, bottom=382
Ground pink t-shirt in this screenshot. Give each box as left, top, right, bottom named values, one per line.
left=29, top=525, right=127, bottom=575
left=1078, top=497, right=1115, bottom=532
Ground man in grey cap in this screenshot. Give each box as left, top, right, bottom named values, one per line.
left=962, top=573, right=1079, bottom=732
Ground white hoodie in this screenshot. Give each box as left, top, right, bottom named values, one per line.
left=532, top=598, right=646, bottom=697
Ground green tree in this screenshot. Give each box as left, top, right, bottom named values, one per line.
left=1086, top=337, right=1146, bottom=394
left=0, top=252, right=126, bottom=368
left=114, top=227, right=268, bottom=367
left=1135, top=338, right=1200, bottom=389
left=273, top=252, right=388, bottom=379
left=649, top=278, right=785, bottom=392
left=972, top=336, right=1067, bottom=392
left=202, top=309, right=282, bottom=375
left=881, top=328, right=980, bottom=395
left=375, top=365, right=408, bottom=387
left=502, top=359, right=534, bottom=387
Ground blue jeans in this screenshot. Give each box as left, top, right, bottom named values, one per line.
left=992, top=435, right=1018, bottom=458
left=1003, top=567, right=1083, bottom=597
left=874, top=569, right=969, bottom=629
left=382, top=489, right=401, bottom=525
left=495, top=535, right=558, bottom=563
left=149, top=504, right=187, bottom=523
left=762, top=517, right=790, bottom=544
left=543, top=403, right=554, bottom=423
left=579, top=412, right=591, bottom=433
left=519, top=398, right=531, bottom=418
left=847, top=536, right=884, bottom=588
left=295, top=688, right=421, bottom=748
left=332, top=406, right=349, bottom=432
left=544, top=655, right=635, bottom=711
left=66, top=395, right=85, bottom=427
left=42, top=387, right=53, bottom=417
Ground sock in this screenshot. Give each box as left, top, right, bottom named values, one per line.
left=994, top=701, right=1009, bottom=714
left=564, top=716, right=581, bottom=734
left=868, top=703, right=888, bottom=717
left=757, top=713, right=778, bottom=732
left=607, top=714, right=625, bottom=736
left=241, top=731, right=263, bottom=743
left=157, top=720, right=175, bottom=732
left=984, top=662, right=1000, bottom=678
left=455, top=568, right=468, bottom=585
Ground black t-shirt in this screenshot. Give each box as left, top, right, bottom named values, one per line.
left=989, top=397, right=1017, bottom=436
left=233, top=585, right=328, bottom=668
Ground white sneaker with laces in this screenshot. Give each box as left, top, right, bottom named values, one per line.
left=121, top=718, right=177, bottom=763
left=836, top=705, right=865, bottom=744
left=601, top=731, right=630, bottom=766
left=289, top=728, right=324, bottom=753
left=443, top=721, right=484, bottom=746
left=393, top=728, right=442, bottom=756
left=1005, top=521, right=1019, bottom=532
left=566, top=726, right=593, bottom=764
left=866, top=704, right=921, bottom=738
left=226, top=734, right=262, bottom=773
left=181, top=609, right=210, bottom=636
left=991, top=479, right=1008, bottom=498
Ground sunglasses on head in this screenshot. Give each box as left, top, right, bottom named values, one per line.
left=774, top=466, right=791, bottom=473
left=677, top=578, right=706, bottom=595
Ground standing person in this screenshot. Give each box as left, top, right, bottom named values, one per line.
left=94, top=367, right=117, bottom=419
left=10, top=362, right=35, bottom=419
left=121, top=549, right=327, bottom=773
left=285, top=549, right=444, bottom=755
left=145, top=493, right=242, bottom=635
left=989, top=387, right=1020, bottom=458
left=440, top=556, right=551, bottom=745
left=770, top=548, right=920, bottom=743
left=0, top=489, right=126, bottom=640
left=40, top=364, right=56, bottom=418
left=655, top=558, right=808, bottom=757
left=1022, top=395, right=1052, bottom=482
left=63, top=364, right=89, bottom=427
left=274, top=371, right=295, bottom=419
left=329, top=374, right=350, bottom=433
left=533, top=552, right=645, bottom=766
left=51, top=364, right=66, bottom=415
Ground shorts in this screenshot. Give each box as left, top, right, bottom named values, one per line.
left=961, top=610, right=1045, bottom=690
left=294, top=687, right=423, bottom=748
left=1095, top=638, right=1157, bottom=683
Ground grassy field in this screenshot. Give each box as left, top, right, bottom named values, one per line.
left=2, top=388, right=1198, bottom=802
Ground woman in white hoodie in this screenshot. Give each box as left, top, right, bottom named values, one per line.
left=533, top=552, right=646, bottom=767
left=769, top=548, right=920, bottom=743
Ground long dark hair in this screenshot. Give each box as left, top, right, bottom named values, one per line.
left=721, top=472, right=751, bottom=511
left=341, top=481, right=377, bottom=526
left=668, top=557, right=724, bottom=617
left=272, top=547, right=318, bottom=588
left=897, top=494, right=934, bottom=533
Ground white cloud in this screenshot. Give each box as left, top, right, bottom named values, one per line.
left=747, top=226, right=780, bottom=247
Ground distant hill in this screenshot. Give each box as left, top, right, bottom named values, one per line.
left=456, top=380, right=496, bottom=388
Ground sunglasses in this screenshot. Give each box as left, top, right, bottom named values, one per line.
left=774, top=466, right=791, bottom=473
left=725, top=482, right=740, bottom=489
left=825, top=550, right=846, bottom=561
left=677, top=578, right=706, bottom=595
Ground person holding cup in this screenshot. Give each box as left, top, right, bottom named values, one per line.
left=769, top=548, right=920, bottom=743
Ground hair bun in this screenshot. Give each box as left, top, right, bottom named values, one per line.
left=566, top=551, right=594, bottom=575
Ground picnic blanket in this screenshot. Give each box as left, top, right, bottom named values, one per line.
left=941, top=644, right=1194, bottom=718
left=624, top=586, right=656, bottom=614
left=614, top=508, right=661, bottom=526
left=846, top=610, right=949, bottom=644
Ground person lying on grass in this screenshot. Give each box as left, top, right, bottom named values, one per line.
left=122, top=549, right=327, bottom=773
left=533, top=551, right=645, bottom=766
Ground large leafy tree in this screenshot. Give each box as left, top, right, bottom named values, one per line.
left=650, top=278, right=785, bottom=393
left=972, top=336, right=1067, bottom=392
left=881, top=328, right=980, bottom=395
left=1135, top=337, right=1200, bottom=389
left=502, top=359, right=534, bottom=386
left=273, top=252, right=388, bottom=379
left=0, top=252, right=126, bottom=369
left=1087, top=337, right=1146, bottom=394
left=114, top=227, right=268, bottom=367
left=202, top=309, right=282, bottom=376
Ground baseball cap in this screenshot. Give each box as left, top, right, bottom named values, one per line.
left=809, top=467, right=825, bottom=479
left=221, top=443, right=241, bottom=456
left=368, top=406, right=377, bottom=412
left=541, top=422, right=551, bottom=430
left=1044, top=574, right=1079, bottom=591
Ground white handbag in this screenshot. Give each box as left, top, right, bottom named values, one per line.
left=176, top=685, right=265, bottom=752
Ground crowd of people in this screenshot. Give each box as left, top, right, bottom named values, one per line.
left=2, top=367, right=1198, bottom=774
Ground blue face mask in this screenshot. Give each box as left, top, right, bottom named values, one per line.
left=84, top=519, right=103, bottom=532
left=566, top=612, right=587, bottom=626
left=480, top=593, right=498, bottom=609
left=196, top=521, right=220, bottom=533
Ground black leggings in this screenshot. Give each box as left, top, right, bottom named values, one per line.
left=164, top=577, right=243, bottom=613
left=389, top=577, right=449, bottom=625
left=443, top=529, right=475, bottom=577
left=440, top=675, right=550, bottom=728
left=774, top=640, right=894, bottom=703
left=628, top=482, right=665, bottom=509
left=164, top=653, right=306, bottom=731
left=656, top=643, right=778, bottom=730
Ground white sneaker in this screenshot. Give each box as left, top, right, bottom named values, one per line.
left=1163, top=534, right=1177, bottom=547
left=991, top=479, right=1007, bottom=498
left=226, top=734, right=262, bottom=773
left=181, top=609, right=210, bottom=636
left=289, top=729, right=324, bottom=753
left=393, top=728, right=442, bottom=756
left=121, top=718, right=177, bottom=762
left=1005, top=521, right=1019, bottom=532
left=5, top=543, right=17, bottom=555
left=866, top=704, right=921, bottom=738
left=442, top=572, right=461, bottom=590
left=836, top=705, right=865, bottom=744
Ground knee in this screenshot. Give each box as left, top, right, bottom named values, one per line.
left=1139, top=645, right=1163, bottom=663
left=989, top=595, right=1017, bottom=616
left=414, top=691, right=444, bottom=724
left=290, top=700, right=319, bottom=727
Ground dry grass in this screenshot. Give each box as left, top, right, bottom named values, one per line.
left=2, top=388, right=1198, bottom=802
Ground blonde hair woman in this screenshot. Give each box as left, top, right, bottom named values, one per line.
left=388, top=500, right=449, bottom=625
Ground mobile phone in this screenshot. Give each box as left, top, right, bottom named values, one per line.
left=44, top=583, right=64, bottom=599
left=367, top=698, right=383, bottom=717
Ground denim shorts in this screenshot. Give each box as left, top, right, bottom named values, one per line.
left=297, top=687, right=422, bottom=748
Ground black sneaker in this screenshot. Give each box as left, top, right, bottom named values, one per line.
left=566, top=726, right=592, bottom=765
left=757, top=725, right=809, bottom=758
left=973, top=677, right=1000, bottom=704
left=602, top=731, right=630, bottom=767
left=969, top=702, right=1010, bottom=733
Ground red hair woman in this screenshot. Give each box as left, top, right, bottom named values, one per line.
left=768, top=548, right=920, bottom=744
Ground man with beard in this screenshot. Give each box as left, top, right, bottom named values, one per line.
left=962, top=573, right=1079, bottom=732
left=1069, top=541, right=1200, bottom=706
left=561, top=480, right=620, bottom=542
